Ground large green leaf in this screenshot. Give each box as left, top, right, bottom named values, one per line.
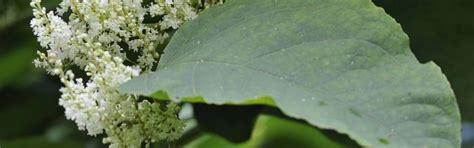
left=120, top=0, right=461, bottom=147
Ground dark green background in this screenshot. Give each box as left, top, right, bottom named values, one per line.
left=0, top=0, right=472, bottom=147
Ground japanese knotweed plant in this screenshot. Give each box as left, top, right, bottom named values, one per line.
left=30, top=0, right=221, bottom=147
left=31, top=0, right=462, bottom=147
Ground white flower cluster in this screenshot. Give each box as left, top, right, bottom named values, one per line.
left=30, top=0, right=221, bottom=147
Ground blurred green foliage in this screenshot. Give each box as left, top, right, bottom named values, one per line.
left=0, top=0, right=472, bottom=147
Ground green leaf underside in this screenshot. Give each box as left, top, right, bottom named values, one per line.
left=184, top=114, right=344, bottom=148
left=150, top=90, right=277, bottom=106
left=120, top=0, right=461, bottom=147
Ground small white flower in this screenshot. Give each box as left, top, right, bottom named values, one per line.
left=149, top=4, right=165, bottom=16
